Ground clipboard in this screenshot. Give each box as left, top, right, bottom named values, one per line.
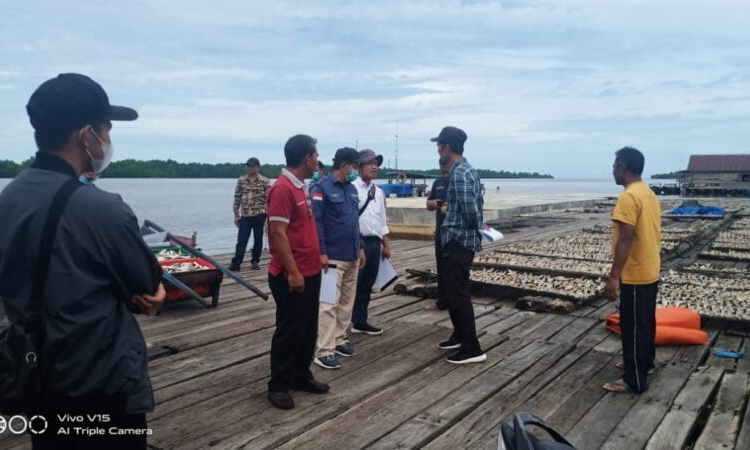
left=479, top=227, right=504, bottom=242
left=375, top=258, right=398, bottom=291
left=319, top=264, right=338, bottom=305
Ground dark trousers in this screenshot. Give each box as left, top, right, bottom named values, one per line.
left=434, top=239, right=447, bottom=308
left=232, top=214, right=266, bottom=265
left=352, top=236, right=382, bottom=326
left=441, top=240, right=482, bottom=355
left=268, top=272, right=321, bottom=393
left=619, top=282, right=658, bottom=393
left=30, top=396, right=147, bottom=449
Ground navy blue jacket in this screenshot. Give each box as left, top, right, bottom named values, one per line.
left=311, top=175, right=361, bottom=261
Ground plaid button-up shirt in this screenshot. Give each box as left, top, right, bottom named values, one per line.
left=233, top=174, right=271, bottom=217
left=441, top=158, right=483, bottom=252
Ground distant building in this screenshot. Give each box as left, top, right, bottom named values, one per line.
left=680, top=154, right=750, bottom=197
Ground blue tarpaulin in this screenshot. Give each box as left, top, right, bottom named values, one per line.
left=670, top=206, right=726, bottom=216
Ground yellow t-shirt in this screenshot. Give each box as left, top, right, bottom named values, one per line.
left=611, top=181, right=662, bottom=284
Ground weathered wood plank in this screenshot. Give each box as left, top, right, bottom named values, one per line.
left=694, top=372, right=750, bottom=449
left=645, top=366, right=725, bottom=450
left=736, top=381, right=750, bottom=450
left=371, top=341, right=564, bottom=450
left=422, top=341, right=606, bottom=449
left=276, top=332, right=514, bottom=449
left=548, top=316, right=600, bottom=344
left=483, top=310, right=538, bottom=335
left=600, top=363, right=695, bottom=450
left=150, top=322, right=432, bottom=421
left=154, top=326, right=447, bottom=449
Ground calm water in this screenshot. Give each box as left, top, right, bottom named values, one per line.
left=0, top=177, right=651, bottom=253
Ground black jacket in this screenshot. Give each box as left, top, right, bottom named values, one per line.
left=0, top=152, right=162, bottom=413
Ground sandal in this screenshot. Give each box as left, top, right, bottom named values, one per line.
left=603, top=378, right=633, bottom=393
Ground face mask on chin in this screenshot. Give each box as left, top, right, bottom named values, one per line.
left=345, top=168, right=359, bottom=183
left=79, top=175, right=97, bottom=185
left=312, top=172, right=320, bottom=181
left=84, top=128, right=114, bottom=175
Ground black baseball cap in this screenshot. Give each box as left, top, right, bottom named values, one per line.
left=246, top=157, right=260, bottom=167
left=333, top=147, right=360, bottom=165
left=26, top=73, right=138, bottom=133
left=430, top=126, right=467, bottom=149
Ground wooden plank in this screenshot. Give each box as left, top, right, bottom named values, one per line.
left=565, top=382, right=641, bottom=449
left=150, top=322, right=432, bottom=421
left=482, top=311, right=538, bottom=335
left=548, top=316, right=599, bottom=344
left=276, top=332, right=516, bottom=449
left=694, top=372, right=750, bottom=449
left=371, top=341, right=566, bottom=450
left=517, top=349, right=616, bottom=421
left=503, top=314, right=575, bottom=343
left=600, top=363, right=696, bottom=449
left=152, top=326, right=447, bottom=449
left=422, top=340, right=608, bottom=449
left=545, top=360, right=622, bottom=434
left=645, top=366, right=725, bottom=450
left=736, top=383, right=750, bottom=450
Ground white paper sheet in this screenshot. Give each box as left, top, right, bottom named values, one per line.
left=375, top=258, right=399, bottom=291
left=319, top=264, right=338, bottom=304
left=479, top=227, right=504, bottom=242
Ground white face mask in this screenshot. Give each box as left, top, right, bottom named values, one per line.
left=86, top=129, right=114, bottom=174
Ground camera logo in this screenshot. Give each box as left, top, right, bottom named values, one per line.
left=0, top=415, right=48, bottom=434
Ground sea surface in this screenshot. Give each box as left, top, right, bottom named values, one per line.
left=0, top=177, right=670, bottom=254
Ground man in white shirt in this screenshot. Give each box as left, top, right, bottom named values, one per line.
left=351, top=149, right=391, bottom=335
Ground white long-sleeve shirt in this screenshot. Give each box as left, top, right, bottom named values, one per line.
left=354, top=177, right=390, bottom=238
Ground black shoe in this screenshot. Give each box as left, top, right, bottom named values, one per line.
left=435, top=302, right=448, bottom=311
left=291, top=379, right=330, bottom=394
left=228, top=263, right=240, bottom=271
left=267, top=391, right=295, bottom=409
left=438, top=336, right=461, bottom=350
left=447, top=351, right=487, bottom=364
left=251, top=262, right=261, bottom=270
left=351, top=323, right=383, bottom=336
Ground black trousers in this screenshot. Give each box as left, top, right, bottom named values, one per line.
left=441, top=240, right=482, bottom=354
left=352, top=236, right=382, bottom=326
left=268, top=272, right=321, bottom=393
left=434, top=239, right=447, bottom=308
left=29, top=396, right=147, bottom=450
left=232, top=214, right=266, bottom=265
left=619, top=281, right=658, bottom=393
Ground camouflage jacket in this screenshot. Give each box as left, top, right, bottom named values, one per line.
left=233, top=175, right=271, bottom=217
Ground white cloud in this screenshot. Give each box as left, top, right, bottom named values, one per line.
left=0, top=0, right=749, bottom=177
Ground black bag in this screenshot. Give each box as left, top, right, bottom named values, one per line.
left=0, top=178, right=81, bottom=414
left=498, top=412, right=576, bottom=450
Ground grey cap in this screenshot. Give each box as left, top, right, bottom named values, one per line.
left=358, top=148, right=383, bottom=166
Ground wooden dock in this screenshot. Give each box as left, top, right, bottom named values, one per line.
left=3, top=208, right=750, bottom=449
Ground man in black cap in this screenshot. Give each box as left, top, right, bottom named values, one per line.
left=311, top=147, right=365, bottom=370
left=431, top=126, right=487, bottom=364
left=0, top=73, right=164, bottom=449
left=426, top=158, right=451, bottom=310
left=230, top=157, right=271, bottom=271
left=351, top=149, right=391, bottom=336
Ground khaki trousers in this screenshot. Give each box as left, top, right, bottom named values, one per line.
left=316, top=259, right=359, bottom=358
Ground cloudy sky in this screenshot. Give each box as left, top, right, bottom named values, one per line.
left=1, top=0, right=749, bottom=177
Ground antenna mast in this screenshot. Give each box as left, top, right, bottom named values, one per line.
left=395, top=123, right=399, bottom=170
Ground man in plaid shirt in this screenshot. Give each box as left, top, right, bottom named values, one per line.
left=432, top=126, right=487, bottom=365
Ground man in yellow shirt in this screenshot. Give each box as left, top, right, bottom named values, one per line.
left=603, top=147, right=661, bottom=394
